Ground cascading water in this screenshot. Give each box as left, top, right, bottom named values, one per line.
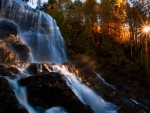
left=4, top=76, right=37, bottom=113
left=0, top=0, right=118, bottom=113
left=1, top=64, right=117, bottom=113
left=0, top=0, right=68, bottom=64
left=0, top=67, right=68, bottom=113
left=92, top=71, right=117, bottom=90
left=52, top=65, right=118, bottom=113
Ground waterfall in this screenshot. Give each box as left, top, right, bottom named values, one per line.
left=0, top=0, right=118, bottom=113
left=52, top=65, right=118, bottom=113
left=0, top=0, right=68, bottom=64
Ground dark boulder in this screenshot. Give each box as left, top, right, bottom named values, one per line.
left=25, top=63, right=41, bottom=75
left=0, top=77, right=28, bottom=113
left=0, top=65, right=16, bottom=78
left=19, top=72, right=93, bottom=113
left=8, top=66, right=20, bottom=74
left=0, top=20, right=18, bottom=42
left=11, top=41, right=30, bottom=62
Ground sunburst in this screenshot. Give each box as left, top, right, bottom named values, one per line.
left=143, top=26, right=150, bottom=33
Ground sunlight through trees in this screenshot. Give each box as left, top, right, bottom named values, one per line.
left=37, top=0, right=150, bottom=83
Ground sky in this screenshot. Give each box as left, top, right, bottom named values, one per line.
left=28, top=0, right=48, bottom=8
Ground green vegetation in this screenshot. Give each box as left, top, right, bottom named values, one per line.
left=40, top=0, right=150, bottom=84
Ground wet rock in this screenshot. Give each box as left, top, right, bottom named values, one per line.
left=8, top=66, right=20, bottom=74
left=0, top=64, right=20, bottom=76
left=0, top=35, right=16, bottom=63
left=0, top=46, right=16, bottom=63
left=0, top=65, right=16, bottom=78
left=0, top=20, right=18, bottom=42
left=25, top=63, right=40, bottom=75
left=63, top=62, right=80, bottom=76
left=19, top=72, right=93, bottom=113
left=11, top=41, right=30, bottom=62
left=3, top=34, right=17, bottom=42
left=42, top=63, right=51, bottom=72
left=0, top=40, right=7, bottom=47
left=0, top=77, right=28, bottom=113
left=0, top=20, right=30, bottom=63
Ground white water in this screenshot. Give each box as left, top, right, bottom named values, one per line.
left=2, top=74, right=37, bottom=113
left=1, top=70, right=68, bottom=113
left=0, top=0, right=68, bottom=64
left=0, top=0, right=118, bottom=113
left=45, top=107, right=68, bottom=113
left=130, top=98, right=148, bottom=109
left=92, top=71, right=117, bottom=90
left=52, top=65, right=118, bottom=113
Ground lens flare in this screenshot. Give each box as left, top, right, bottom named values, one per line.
left=143, top=26, right=150, bottom=33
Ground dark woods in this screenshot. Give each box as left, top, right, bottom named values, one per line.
left=39, top=0, right=150, bottom=85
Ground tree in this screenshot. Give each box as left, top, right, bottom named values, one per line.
left=99, top=0, right=127, bottom=40
left=82, top=0, right=98, bottom=44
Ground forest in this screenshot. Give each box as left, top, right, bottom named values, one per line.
left=37, top=0, right=150, bottom=85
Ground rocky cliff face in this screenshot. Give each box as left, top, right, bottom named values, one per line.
left=0, top=20, right=30, bottom=63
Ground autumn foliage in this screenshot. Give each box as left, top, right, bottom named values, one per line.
left=40, top=0, right=150, bottom=84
